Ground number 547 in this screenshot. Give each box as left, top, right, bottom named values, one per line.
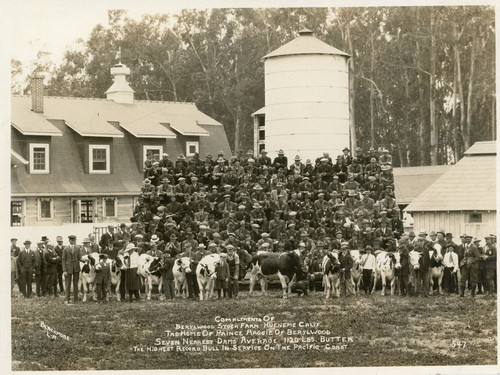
left=452, top=340, right=467, bottom=348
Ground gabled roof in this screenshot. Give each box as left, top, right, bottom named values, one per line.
left=405, top=141, right=497, bottom=212
left=263, top=29, right=349, bottom=60
left=11, top=98, right=62, bottom=136
left=464, top=140, right=496, bottom=155
left=393, top=165, right=451, bottom=205
left=11, top=96, right=222, bottom=139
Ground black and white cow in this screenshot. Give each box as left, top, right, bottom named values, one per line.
left=248, top=250, right=307, bottom=298
left=322, top=251, right=340, bottom=298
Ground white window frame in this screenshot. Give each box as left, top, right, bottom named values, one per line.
left=89, top=145, right=110, bottom=174
left=37, top=198, right=54, bottom=220
left=11, top=199, right=26, bottom=226
left=29, top=143, right=50, bottom=174
left=143, top=145, right=163, bottom=165
left=102, top=197, right=118, bottom=218
left=186, top=141, right=199, bottom=157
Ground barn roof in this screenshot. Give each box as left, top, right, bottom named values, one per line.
left=393, top=165, right=451, bottom=205
left=262, top=29, right=349, bottom=60
left=405, top=141, right=497, bottom=212
left=11, top=96, right=220, bottom=138
left=11, top=98, right=62, bottom=136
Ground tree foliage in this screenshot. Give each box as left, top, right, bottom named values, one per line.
left=17, top=6, right=495, bottom=166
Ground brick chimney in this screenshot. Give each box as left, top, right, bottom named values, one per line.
left=31, top=76, right=44, bottom=113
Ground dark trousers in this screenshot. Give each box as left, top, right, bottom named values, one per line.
left=162, top=277, right=175, bottom=300
left=442, top=267, right=457, bottom=294
left=19, top=268, right=33, bottom=297
left=460, top=265, right=478, bottom=289
left=57, top=265, right=64, bottom=292
left=228, top=276, right=239, bottom=298
left=186, top=273, right=198, bottom=298
left=477, top=268, right=487, bottom=293
left=400, top=274, right=409, bottom=296
left=120, top=272, right=127, bottom=300
left=65, top=272, right=80, bottom=302
left=35, top=273, right=42, bottom=296
left=416, top=269, right=429, bottom=296
left=96, top=283, right=107, bottom=301
left=362, top=269, right=373, bottom=293
left=40, top=270, right=47, bottom=296
left=46, top=272, right=58, bottom=296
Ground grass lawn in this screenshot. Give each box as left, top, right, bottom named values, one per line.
left=11, top=289, right=497, bottom=371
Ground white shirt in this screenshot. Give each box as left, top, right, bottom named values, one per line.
left=360, top=253, right=376, bottom=270
left=442, top=251, right=459, bottom=273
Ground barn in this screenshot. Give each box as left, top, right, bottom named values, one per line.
left=10, top=61, right=231, bottom=228
left=404, top=141, right=497, bottom=239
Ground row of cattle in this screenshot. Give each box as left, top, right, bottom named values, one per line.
left=73, top=244, right=446, bottom=301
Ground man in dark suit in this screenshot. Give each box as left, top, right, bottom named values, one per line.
left=459, top=234, right=480, bottom=297
left=415, top=238, right=430, bottom=297
left=17, top=240, right=35, bottom=298
left=44, top=241, right=61, bottom=298
left=54, top=236, right=65, bottom=293
left=99, top=226, right=115, bottom=250
left=62, top=235, right=82, bottom=304
left=34, top=241, right=47, bottom=297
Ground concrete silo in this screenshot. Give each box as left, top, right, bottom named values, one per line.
left=253, top=28, right=350, bottom=164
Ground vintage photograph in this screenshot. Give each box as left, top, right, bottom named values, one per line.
left=3, top=1, right=498, bottom=374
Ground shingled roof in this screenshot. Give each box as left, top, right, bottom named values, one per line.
left=405, top=141, right=497, bottom=212
left=393, top=165, right=451, bottom=205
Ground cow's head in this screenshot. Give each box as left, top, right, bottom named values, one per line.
left=248, top=260, right=265, bottom=280
left=392, top=252, right=401, bottom=269
left=409, top=250, right=421, bottom=270
left=177, top=257, right=192, bottom=274
left=148, top=257, right=163, bottom=277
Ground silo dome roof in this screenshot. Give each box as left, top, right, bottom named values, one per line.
left=262, top=28, right=350, bottom=60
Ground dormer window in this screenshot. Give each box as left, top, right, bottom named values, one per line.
left=29, top=143, right=49, bottom=174
left=89, top=145, right=110, bottom=174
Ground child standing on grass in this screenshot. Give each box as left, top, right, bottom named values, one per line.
left=215, top=253, right=230, bottom=299
left=95, top=254, right=110, bottom=303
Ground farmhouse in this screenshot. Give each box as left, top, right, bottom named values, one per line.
left=11, top=61, right=231, bottom=227
left=404, top=141, right=497, bottom=239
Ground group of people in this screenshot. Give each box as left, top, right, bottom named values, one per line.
left=10, top=147, right=497, bottom=301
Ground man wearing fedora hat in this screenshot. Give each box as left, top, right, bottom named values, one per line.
left=459, top=234, right=480, bottom=297
left=272, top=149, right=288, bottom=170
left=479, top=235, right=496, bottom=296
left=62, top=235, right=82, bottom=304
left=17, top=240, right=35, bottom=298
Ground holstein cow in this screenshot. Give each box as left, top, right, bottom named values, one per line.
left=196, top=253, right=220, bottom=301
left=429, top=244, right=444, bottom=295
left=107, top=254, right=126, bottom=301
left=173, top=257, right=193, bottom=298
left=79, top=252, right=99, bottom=302
left=350, top=250, right=362, bottom=296
left=138, top=254, right=163, bottom=300
left=248, top=250, right=307, bottom=298
left=322, top=251, right=340, bottom=298
left=371, top=251, right=401, bottom=296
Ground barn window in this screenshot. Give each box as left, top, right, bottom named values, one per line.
left=11, top=200, right=24, bottom=226
left=38, top=198, right=54, bottom=220
left=468, top=213, right=483, bottom=223
left=186, top=141, right=199, bottom=157
left=29, top=143, right=49, bottom=173
left=143, top=145, right=163, bottom=165
left=259, top=129, right=265, bottom=141
left=89, top=145, right=110, bottom=174
left=103, top=197, right=117, bottom=218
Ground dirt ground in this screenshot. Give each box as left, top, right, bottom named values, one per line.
left=10, top=288, right=497, bottom=371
